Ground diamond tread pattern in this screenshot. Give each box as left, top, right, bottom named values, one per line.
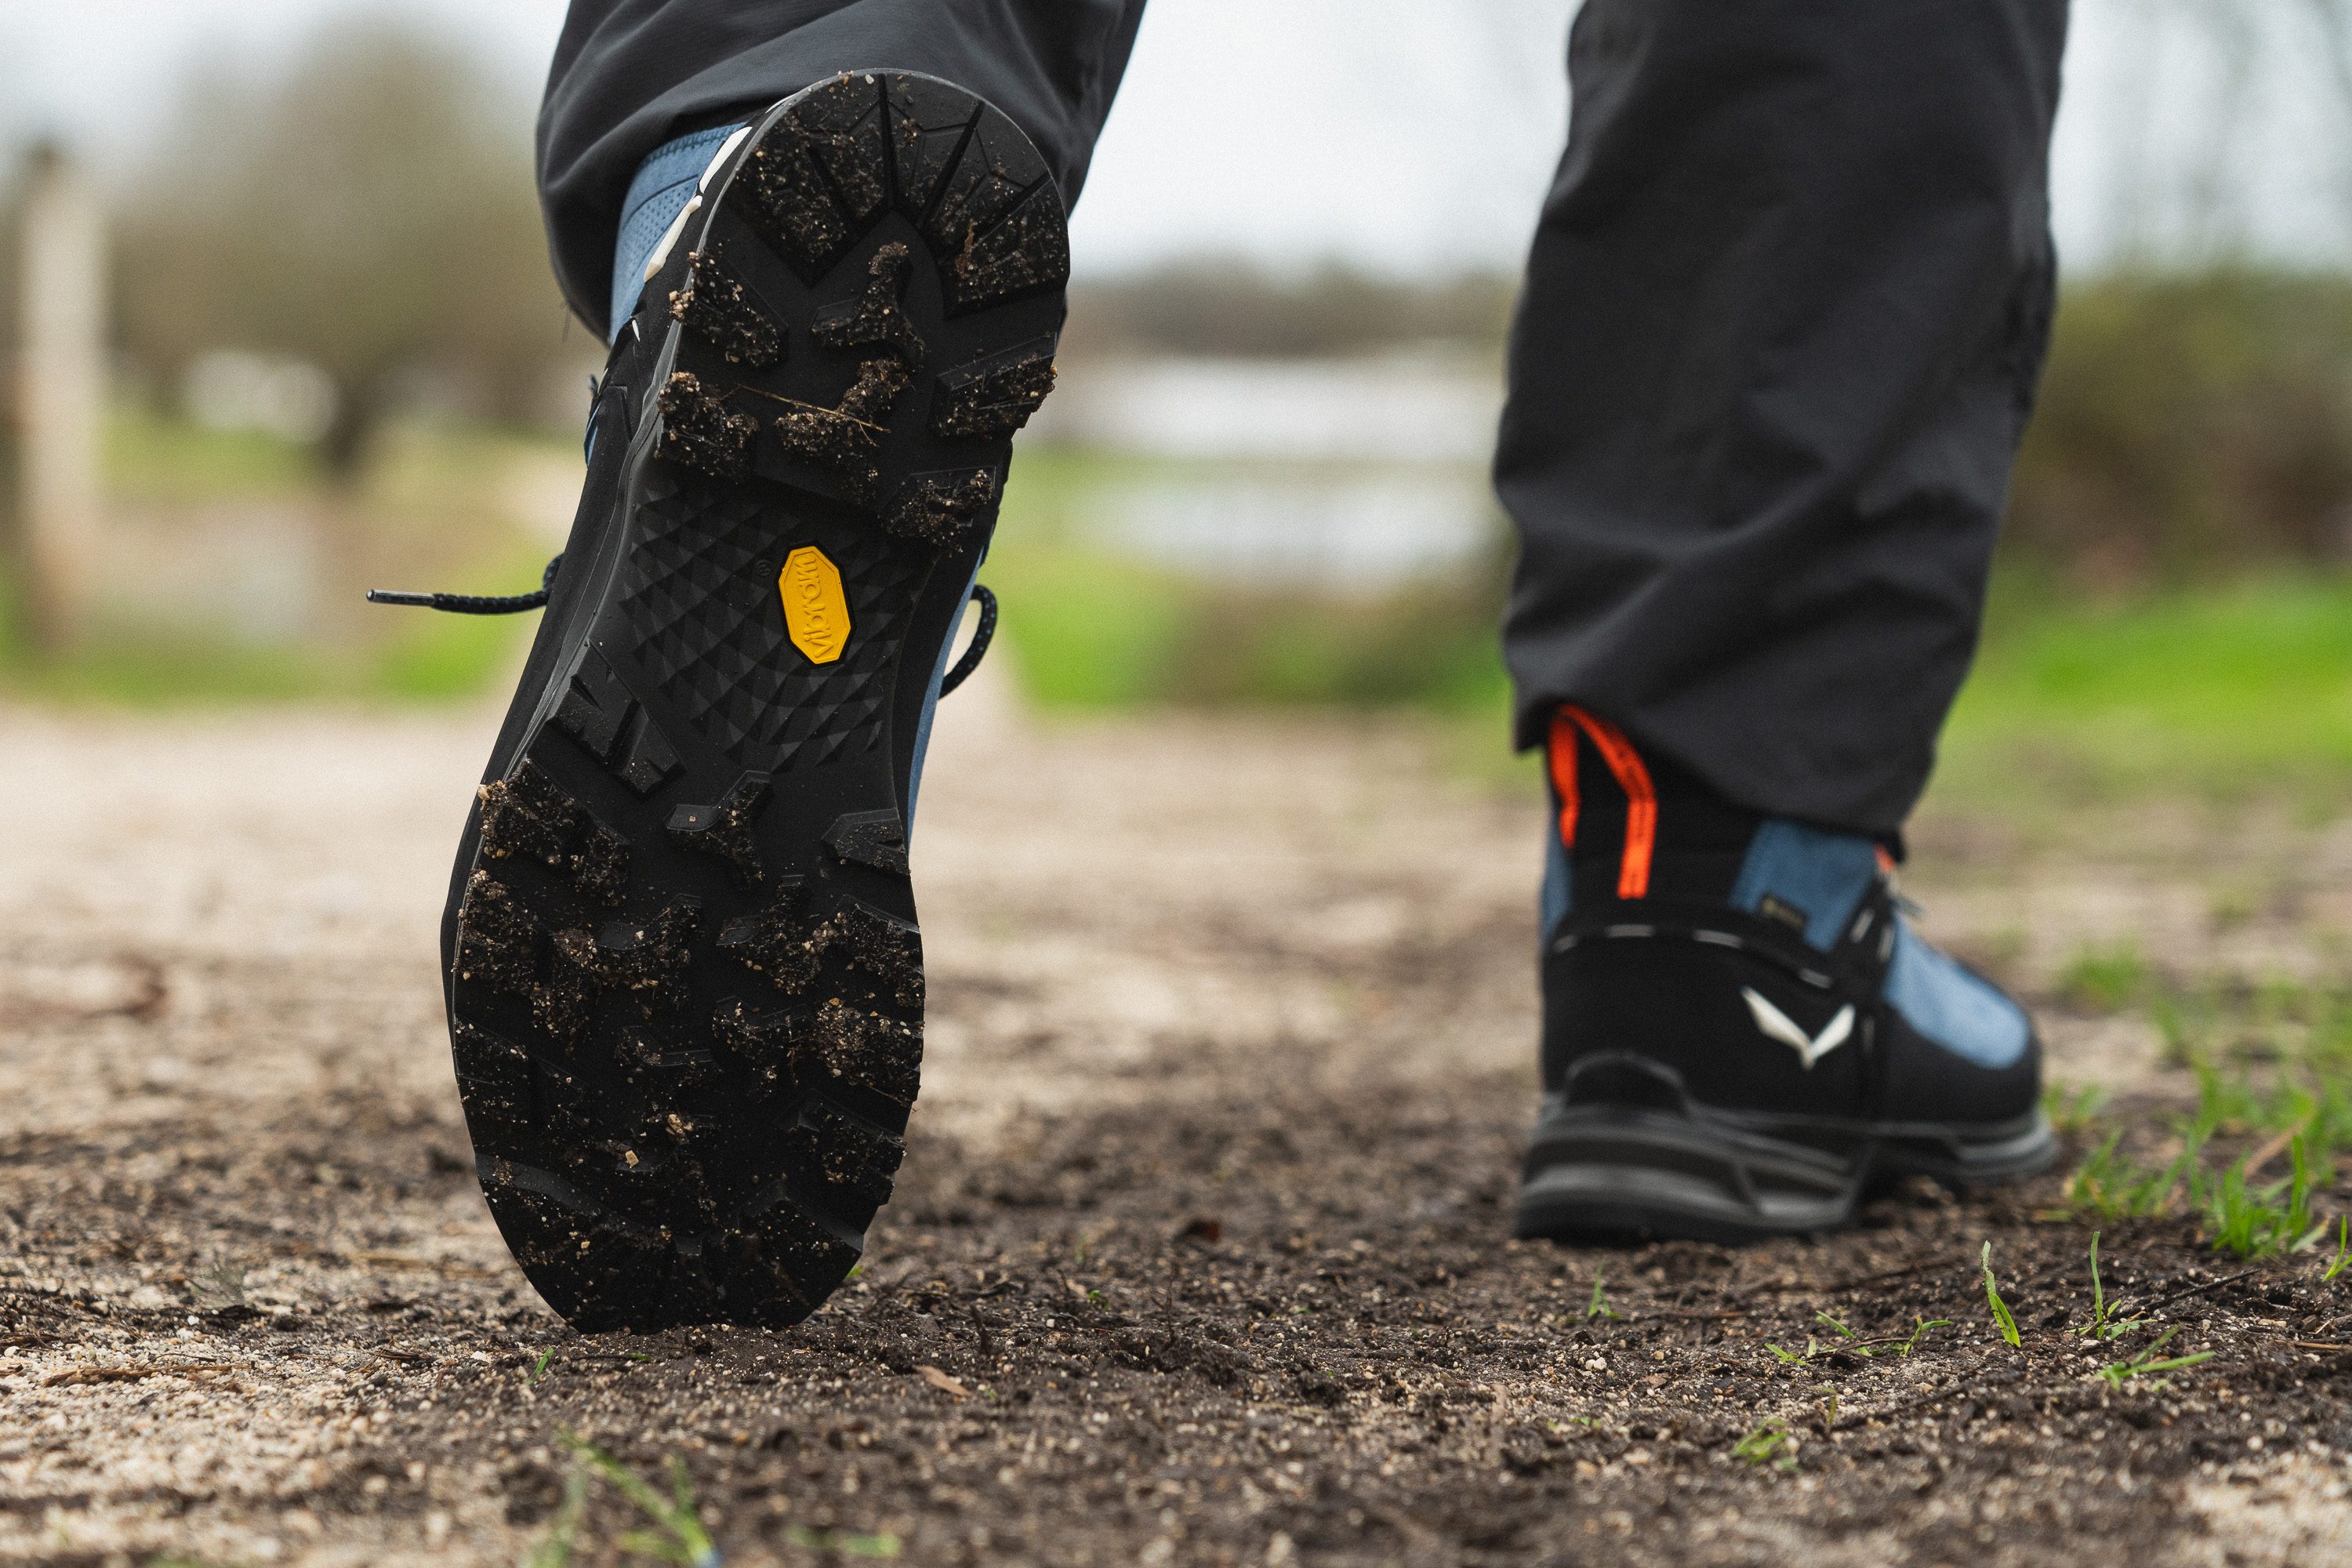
left=621, top=474, right=920, bottom=771
left=444, top=72, right=1065, bottom=1332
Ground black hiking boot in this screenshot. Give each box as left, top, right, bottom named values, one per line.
left=419, top=73, right=1065, bottom=1330
left=1513, top=706, right=2056, bottom=1244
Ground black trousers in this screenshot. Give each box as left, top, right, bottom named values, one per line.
left=541, top=0, right=2067, bottom=840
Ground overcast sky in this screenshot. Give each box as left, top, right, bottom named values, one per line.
left=6, top=0, right=2348, bottom=280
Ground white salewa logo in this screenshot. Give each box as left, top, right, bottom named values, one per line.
left=1740, top=987, right=1854, bottom=1069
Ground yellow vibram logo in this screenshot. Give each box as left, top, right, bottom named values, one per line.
left=779, top=546, right=851, bottom=664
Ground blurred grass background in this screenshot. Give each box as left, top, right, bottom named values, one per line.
left=10, top=267, right=2352, bottom=815
left=0, top=410, right=568, bottom=704
left=2, top=13, right=2352, bottom=823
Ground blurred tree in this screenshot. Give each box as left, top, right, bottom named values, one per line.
left=2009, top=270, right=2352, bottom=581
left=113, top=19, right=573, bottom=475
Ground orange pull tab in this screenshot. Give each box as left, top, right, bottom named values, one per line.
left=1546, top=707, right=1581, bottom=851
left=1552, top=705, right=1657, bottom=900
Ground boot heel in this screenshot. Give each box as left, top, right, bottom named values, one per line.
left=1515, top=1075, right=1865, bottom=1243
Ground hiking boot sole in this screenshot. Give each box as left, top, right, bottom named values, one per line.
left=1513, top=1098, right=2057, bottom=1245
left=439, top=71, right=1067, bottom=1331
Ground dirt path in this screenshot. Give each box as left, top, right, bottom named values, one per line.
left=5, top=680, right=2351, bottom=1566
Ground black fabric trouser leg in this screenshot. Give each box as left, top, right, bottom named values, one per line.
left=1497, top=0, right=2069, bottom=841
left=538, top=0, right=1149, bottom=336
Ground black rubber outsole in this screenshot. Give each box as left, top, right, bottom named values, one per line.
left=1513, top=1102, right=2058, bottom=1245
left=441, top=72, right=1068, bottom=1332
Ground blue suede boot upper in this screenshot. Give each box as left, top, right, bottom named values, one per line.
left=608, top=125, right=746, bottom=341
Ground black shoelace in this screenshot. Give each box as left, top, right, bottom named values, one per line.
left=368, top=557, right=996, bottom=695
left=937, top=583, right=996, bottom=696
left=366, top=554, right=565, bottom=616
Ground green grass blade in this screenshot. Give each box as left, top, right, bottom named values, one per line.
left=2082, top=1231, right=2106, bottom=1337
left=1814, top=1312, right=1870, bottom=1353
left=1897, top=1317, right=1951, bottom=1357
left=1982, top=1241, right=2022, bottom=1347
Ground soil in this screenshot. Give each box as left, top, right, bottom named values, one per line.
left=5, top=673, right=2352, bottom=1566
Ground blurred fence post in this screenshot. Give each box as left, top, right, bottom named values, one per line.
left=10, top=142, right=107, bottom=651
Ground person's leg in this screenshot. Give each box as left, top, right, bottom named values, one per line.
left=1497, top=0, right=2066, bottom=838
left=542, top=0, right=1145, bottom=339
left=422, top=7, right=1143, bottom=1333
left=1501, top=0, right=2070, bottom=1242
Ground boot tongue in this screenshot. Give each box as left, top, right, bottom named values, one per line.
left=1726, top=820, right=1884, bottom=953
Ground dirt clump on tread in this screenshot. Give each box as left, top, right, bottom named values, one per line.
left=477, top=759, right=630, bottom=904
left=811, top=241, right=927, bottom=369
left=655, top=370, right=758, bottom=477
left=769, top=358, right=909, bottom=500
left=882, top=467, right=998, bottom=550
left=670, top=248, right=786, bottom=368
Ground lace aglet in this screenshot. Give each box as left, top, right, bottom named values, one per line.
left=365, top=589, right=441, bottom=608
